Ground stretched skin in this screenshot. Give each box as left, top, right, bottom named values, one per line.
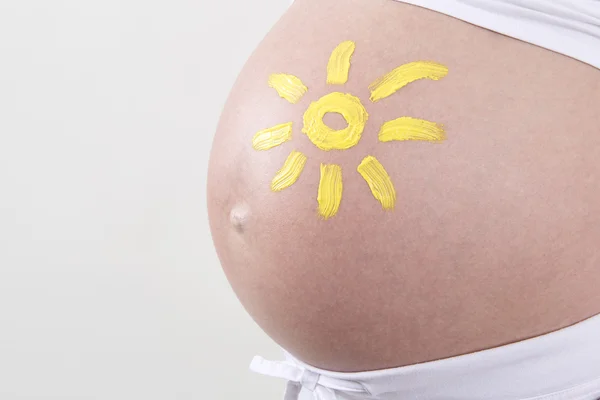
left=207, top=0, right=600, bottom=372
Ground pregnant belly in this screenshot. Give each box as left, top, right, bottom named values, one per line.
left=207, top=0, right=600, bottom=372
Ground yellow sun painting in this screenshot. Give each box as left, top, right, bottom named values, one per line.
left=252, top=41, right=449, bottom=219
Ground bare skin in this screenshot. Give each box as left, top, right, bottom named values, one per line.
left=207, top=0, right=600, bottom=372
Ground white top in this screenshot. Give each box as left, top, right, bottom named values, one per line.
left=392, top=0, right=600, bottom=69
left=288, top=0, right=600, bottom=70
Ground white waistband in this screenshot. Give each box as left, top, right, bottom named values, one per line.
left=250, top=313, right=600, bottom=400
left=391, top=0, right=600, bottom=70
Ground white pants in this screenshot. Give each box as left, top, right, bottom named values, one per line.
left=251, top=313, right=600, bottom=400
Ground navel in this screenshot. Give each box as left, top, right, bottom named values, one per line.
left=229, top=204, right=250, bottom=233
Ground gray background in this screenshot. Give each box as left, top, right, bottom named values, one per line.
left=0, top=0, right=287, bottom=398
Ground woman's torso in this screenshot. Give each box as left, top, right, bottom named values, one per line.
left=208, top=0, right=600, bottom=372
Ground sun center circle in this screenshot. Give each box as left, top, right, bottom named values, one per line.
left=302, top=92, right=368, bottom=151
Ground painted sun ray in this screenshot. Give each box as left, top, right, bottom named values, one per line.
left=254, top=40, right=450, bottom=219
left=268, top=73, right=308, bottom=104
left=317, top=164, right=343, bottom=219
left=369, top=61, right=449, bottom=102
left=379, top=117, right=446, bottom=143
left=357, top=156, right=396, bottom=210
left=271, top=150, right=308, bottom=192
left=252, top=122, right=293, bottom=150
left=327, top=41, right=356, bottom=85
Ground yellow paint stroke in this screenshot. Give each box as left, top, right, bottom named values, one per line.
left=271, top=150, right=308, bottom=192
left=317, top=164, right=343, bottom=219
left=268, top=73, right=308, bottom=104
left=302, top=92, right=368, bottom=151
left=357, top=156, right=396, bottom=210
left=252, top=122, right=293, bottom=150
left=369, top=61, right=449, bottom=102
left=379, top=117, right=446, bottom=143
left=327, top=41, right=356, bottom=85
